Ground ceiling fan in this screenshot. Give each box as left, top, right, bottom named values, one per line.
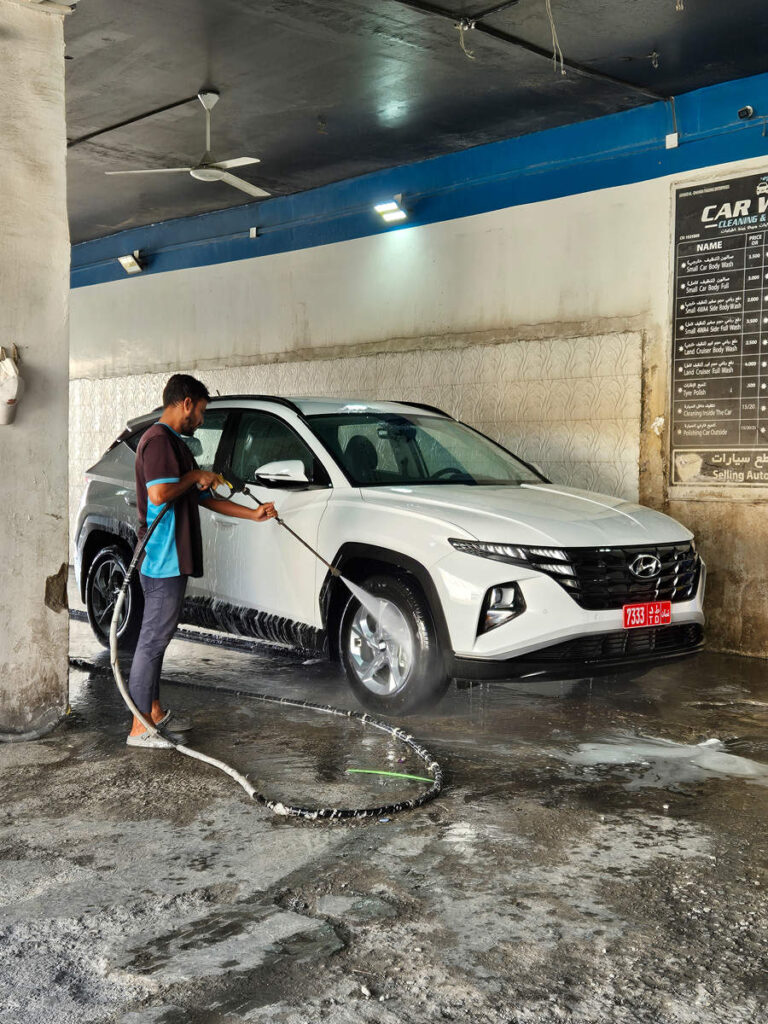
left=105, top=90, right=270, bottom=199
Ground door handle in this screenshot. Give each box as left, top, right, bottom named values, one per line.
left=124, top=494, right=137, bottom=507
left=215, top=517, right=237, bottom=528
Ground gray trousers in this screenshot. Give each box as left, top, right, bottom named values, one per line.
left=127, top=574, right=188, bottom=714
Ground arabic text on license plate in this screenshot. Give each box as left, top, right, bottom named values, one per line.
left=623, top=601, right=671, bottom=629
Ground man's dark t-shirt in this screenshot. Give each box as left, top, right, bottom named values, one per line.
left=135, top=423, right=206, bottom=578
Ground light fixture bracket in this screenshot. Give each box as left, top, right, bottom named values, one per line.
left=117, top=249, right=145, bottom=274
left=373, top=194, right=408, bottom=224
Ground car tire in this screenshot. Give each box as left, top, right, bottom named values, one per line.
left=339, top=573, right=450, bottom=715
left=85, top=544, right=143, bottom=650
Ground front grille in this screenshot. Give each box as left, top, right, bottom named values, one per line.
left=532, top=623, right=704, bottom=663
left=523, top=542, right=701, bottom=611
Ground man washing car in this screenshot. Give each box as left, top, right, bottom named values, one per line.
left=127, top=373, right=277, bottom=749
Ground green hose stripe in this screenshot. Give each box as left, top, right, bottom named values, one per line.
left=346, top=768, right=435, bottom=783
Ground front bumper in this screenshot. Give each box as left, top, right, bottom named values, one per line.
left=431, top=550, right=706, bottom=679
left=448, top=622, right=704, bottom=680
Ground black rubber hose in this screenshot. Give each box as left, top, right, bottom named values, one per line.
left=110, top=487, right=444, bottom=820
left=0, top=711, right=67, bottom=744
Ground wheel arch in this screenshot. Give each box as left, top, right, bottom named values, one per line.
left=77, top=516, right=137, bottom=601
left=319, top=542, right=452, bottom=664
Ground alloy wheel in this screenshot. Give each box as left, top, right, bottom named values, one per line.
left=347, top=601, right=413, bottom=695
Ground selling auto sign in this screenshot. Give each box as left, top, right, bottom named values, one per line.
left=671, top=171, right=768, bottom=486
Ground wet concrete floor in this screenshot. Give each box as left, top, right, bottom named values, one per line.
left=1, top=613, right=767, bottom=1023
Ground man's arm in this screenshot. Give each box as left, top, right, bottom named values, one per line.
left=200, top=497, right=277, bottom=523
left=147, top=470, right=219, bottom=506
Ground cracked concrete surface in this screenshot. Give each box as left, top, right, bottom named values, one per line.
left=0, top=614, right=767, bottom=1022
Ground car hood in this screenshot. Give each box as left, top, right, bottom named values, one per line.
left=359, top=483, right=692, bottom=547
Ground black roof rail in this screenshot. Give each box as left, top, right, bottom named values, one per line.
left=207, top=394, right=305, bottom=415
left=402, top=401, right=452, bottom=418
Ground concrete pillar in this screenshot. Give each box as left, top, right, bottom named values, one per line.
left=0, top=0, right=69, bottom=735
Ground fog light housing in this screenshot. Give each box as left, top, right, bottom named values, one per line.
left=479, top=582, right=526, bottom=634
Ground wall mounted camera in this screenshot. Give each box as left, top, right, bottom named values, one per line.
left=738, top=105, right=755, bottom=120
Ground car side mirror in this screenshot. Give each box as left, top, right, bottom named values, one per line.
left=254, top=459, right=309, bottom=486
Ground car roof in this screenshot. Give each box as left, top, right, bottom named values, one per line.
left=273, top=397, right=448, bottom=417
left=123, top=395, right=450, bottom=433
left=202, top=395, right=450, bottom=418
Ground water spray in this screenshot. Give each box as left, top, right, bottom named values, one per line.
left=109, top=477, right=442, bottom=819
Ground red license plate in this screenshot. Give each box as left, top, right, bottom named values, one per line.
left=623, top=601, right=671, bottom=629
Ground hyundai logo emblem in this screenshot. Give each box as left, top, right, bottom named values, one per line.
left=629, top=554, right=661, bottom=579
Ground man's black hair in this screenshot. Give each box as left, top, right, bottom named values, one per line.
left=162, top=373, right=210, bottom=408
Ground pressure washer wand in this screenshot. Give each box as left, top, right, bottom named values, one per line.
left=249, top=484, right=341, bottom=577
left=220, top=472, right=341, bottom=577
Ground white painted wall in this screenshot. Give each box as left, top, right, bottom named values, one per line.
left=71, top=153, right=768, bottom=380
left=0, top=0, right=69, bottom=732
left=71, top=179, right=665, bottom=379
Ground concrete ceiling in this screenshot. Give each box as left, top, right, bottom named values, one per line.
left=65, top=0, right=768, bottom=243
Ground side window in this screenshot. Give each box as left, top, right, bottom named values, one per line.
left=182, top=409, right=228, bottom=470
left=231, top=411, right=327, bottom=484
left=123, top=423, right=155, bottom=452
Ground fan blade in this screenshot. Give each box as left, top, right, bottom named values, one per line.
left=210, top=156, right=261, bottom=169
left=105, top=167, right=192, bottom=175
left=216, top=171, right=271, bottom=198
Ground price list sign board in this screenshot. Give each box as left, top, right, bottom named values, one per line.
left=671, top=171, right=768, bottom=486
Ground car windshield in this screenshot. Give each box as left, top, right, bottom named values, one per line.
left=306, top=412, right=545, bottom=487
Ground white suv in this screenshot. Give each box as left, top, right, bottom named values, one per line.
left=74, top=396, right=705, bottom=713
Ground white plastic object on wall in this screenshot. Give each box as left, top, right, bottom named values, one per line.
left=0, top=345, right=24, bottom=425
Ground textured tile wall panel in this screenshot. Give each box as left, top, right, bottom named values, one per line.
left=69, top=332, right=642, bottom=557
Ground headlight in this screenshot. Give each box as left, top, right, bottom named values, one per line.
left=479, top=582, right=526, bottom=634
left=449, top=539, right=574, bottom=574
left=449, top=539, right=529, bottom=564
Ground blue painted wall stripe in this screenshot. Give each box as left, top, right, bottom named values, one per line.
left=71, top=71, right=768, bottom=289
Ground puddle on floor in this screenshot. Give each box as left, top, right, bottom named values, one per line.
left=197, top=703, right=434, bottom=809
left=564, top=734, right=768, bottom=790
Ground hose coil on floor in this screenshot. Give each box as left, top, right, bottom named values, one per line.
left=110, top=493, right=444, bottom=820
